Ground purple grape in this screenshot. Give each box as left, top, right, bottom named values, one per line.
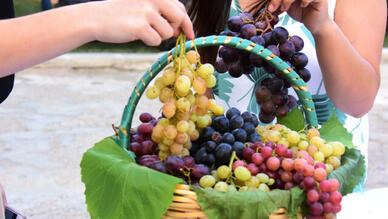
left=304, top=177, right=315, bottom=189
left=276, top=104, right=290, bottom=117
left=182, top=156, right=195, bottom=168
left=259, top=112, right=275, bottom=123
left=229, top=62, right=243, bottom=78
left=267, top=77, right=284, bottom=93
left=279, top=41, right=296, bottom=59
left=137, top=155, right=159, bottom=167
left=261, top=77, right=271, bottom=87
left=165, top=156, right=185, bottom=175
left=309, top=202, right=323, bottom=216
left=291, top=52, right=308, bottom=69
left=289, top=35, right=304, bottom=52
left=132, top=134, right=145, bottom=143
left=249, top=53, right=264, bottom=67
left=250, top=35, right=266, bottom=46
left=284, top=182, right=295, bottom=190
left=240, top=23, right=257, bottom=39
left=220, top=30, right=237, bottom=36
left=254, top=20, right=267, bottom=31
left=137, top=123, right=153, bottom=136
left=293, top=171, right=304, bottom=184
left=220, top=47, right=239, bottom=63
left=141, top=140, right=156, bottom=155
left=267, top=45, right=280, bottom=56
left=287, top=95, right=297, bottom=109
left=239, top=12, right=254, bottom=22
left=139, top=113, right=153, bottom=123
left=319, top=192, right=330, bottom=202
left=192, top=164, right=210, bottom=179
left=271, top=27, right=289, bottom=44
left=297, top=68, right=311, bottom=82
left=255, top=86, right=272, bottom=103
left=272, top=93, right=288, bottom=105
left=260, top=101, right=276, bottom=114
left=227, top=16, right=244, bottom=32
left=263, top=63, right=275, bottom=74
left=130, top=142, right=142, bottom=156
left=150, top=161, right=167, bottom=173
left=263, top=32, right=274, bottom=46
left=214, top=58, right=229, bottom=73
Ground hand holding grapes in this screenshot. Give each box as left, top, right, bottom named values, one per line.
left=268, top=0, right=330, bottom=35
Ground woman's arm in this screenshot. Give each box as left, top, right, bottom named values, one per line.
left=0, top=0, right=194, bottom=78
left=269, top=0, right=386, bottom=118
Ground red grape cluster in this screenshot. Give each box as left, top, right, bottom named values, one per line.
left=214, top=10, right=311, bottom=123
left=128, top=113, right=158, bottom=156
left=237, top=140, right=342, bottom=218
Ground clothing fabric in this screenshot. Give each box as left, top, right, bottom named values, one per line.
left=213, top=0, right=367, bottom=192
left=0, top=0, right=15, bottom=104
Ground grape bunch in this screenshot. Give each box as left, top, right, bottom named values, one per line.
left=145, top=35, right=225, bottom=159
left=190, top=107, right=261, bottom=168
left=128, top=112, right=158, bottom=156
left=214, top=10, right=311, bottom=123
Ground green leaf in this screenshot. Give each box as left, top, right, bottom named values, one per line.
left=277, top=108, right=305, bottom=131
left=328, top=148, right=366, bottom=196
left=319, top=109, right=356, bottom=149
left=192, top=186, right=305, bottom=219
left=80, top=137, right=183, bottom=219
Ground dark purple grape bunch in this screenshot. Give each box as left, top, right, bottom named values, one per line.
left=128, top=112, right=158, bottom=157
left=190, top=107, right=262, bottom=168
left=255, top=77, right=298, bottom=123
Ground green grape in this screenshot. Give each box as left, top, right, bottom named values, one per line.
left=310, top=136, right=325, bottom=149
left=175, top=75, right=191, bottom=96
left=258, top=183, right=270, bottom=192
left=256, top=173, right=269, bottom=184
left=162, top=102, right=176, bottom=119
left=298, top=140, right=309, bottom=150
left=193, top=77, right=207, bottom=95
left=307, top=128, right=320, bottom=139
left=151, top=125, right=164, bottom=142
left=164, top=125, right=177, bottom=140
left=217, top=165, right=232, bottom=179
left=176, top=120, right=189, bottom=133
left=162, top=68, right=176, bottom=86
left=313, top=151, right=325, bottom=162
left=325, top=163, right=334, bottom=173
left=214, top=181, right=229, bottom=192
left=211, top=170, right=221, bottom=181
left=234, top=166, right=251, bottom=181
left=175, top=133, right=189, bottom=144
left=145, top=86, right=160, bottom=99
left=245, top=176, right=260, bottom=188
left=205, top=74, right=217, bottom=88
left=159, top=87, right=174, bottom=103
left=228, top=184, right=237, bottom=192
left=185, top=50, right=200, bottom=64
left=268, top=178, right=275, bottom=186
left=307, top=145, right=318, bottom=156
left=158, top=143, right=169, bottom=152
left=158, top=118, right=170, bottom=127
left=213, top=105, right=225, bottom=116
left=287, top=130, right=300, bottom=146
left=187, top=93, right=196, bottom=106
left=154, top=77, right=165, bottom=90
left=181, top=68, right=194, bottom=83
left=239, top=186, right=249, bottom=191
left=197, top=63, right=214, bottom=79
left=176, top=97, right=191, bottom=113
left=197, top=116, right=210, bottom=129
left=326, top=156, right=341, bottom=169
left=199, top=175, right=216, bottom=188
left=196, top=95, right=209, bottom=110
left=331, top=141, right=345, bottom=156
left=267, top=130, right=281, bottom=143
left=278, top=138, right=290, bottom=148
left=319, top=143, right=333, bottom=157
left=170, top=143, right=183, bottom=155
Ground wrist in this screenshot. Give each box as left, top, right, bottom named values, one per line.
left=69, top=2, right=100, bottom=42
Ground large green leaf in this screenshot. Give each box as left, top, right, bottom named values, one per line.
left=80, top=137, right=183, bottom=219
left=277, top=108, right=305, bottom=131
left=192, top=186, right=305, bottom=219
left=328, top=148, right=366, bottom=196
left=319, top=109, right=356, bottom=149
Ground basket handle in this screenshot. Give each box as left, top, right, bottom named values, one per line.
left=116, top=35, right=318, bottom=149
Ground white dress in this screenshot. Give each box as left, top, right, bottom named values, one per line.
left=213, top=0, right=367, bottom=192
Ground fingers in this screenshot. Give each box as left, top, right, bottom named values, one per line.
left=300, top=0, right=315, bottom=8
left=0, top=184, right=7, bottom=205
left=148, top=11, right=175, bottom=40
left=137, top=24, right=162, bottom=46
left=156, top=0, right=194, bottom=39
left=269, top=0, right=283, bottom=12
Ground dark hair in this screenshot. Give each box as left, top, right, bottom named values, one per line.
left=188, top=0, right=232, bottom=64
left=188, top=0, right=268, bottom=64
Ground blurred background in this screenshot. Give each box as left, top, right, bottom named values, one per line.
left=0, top=0, right=387, bottom=218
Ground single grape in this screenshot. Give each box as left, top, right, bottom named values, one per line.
left=328, top=179, right=340, bottom=192
left=214, top=58, right=229, bottom=73
left=289, top=35, right=304, bottom=52
left=297, top=68, right=311, bottom=82
left=227, top=15, right=244, bottom=32
left=331, top=141, right=345, bottom=156
left=192, top=77, right=207, bottom=95
left=245, top=175, right=260, bottom=188
left=263, top=31, right=274, bottom=46
left=141, top=140, right=156, bottom=155
left=220, top=47, right=239, bottom=63
left=314, top=168, right=327, bottom=182
left=199, top=175, right=216, bottom=188
left=139, top=113, right=153, bottom=123
left=259, top=112, right=275, bottom=124
left=232, top=160, right=246, bottom=171
left=217, top=165, right=232, bottom=179
left=287, top=95, right=298, bottom=110
left=320, top=143, right=334, bottom=157
left=242, top=147, right=255, bottom=162
left=261, top=146, right=273, bottom=158
left=228, top=61, right=243, bottom=78
left=249, top=53, right=264, bottom=67
left=214, top=143, right=233, bottom=166
left=232, top=141, right=245, bottom=158
left=222, top=132, right=235, bottom=145
left=214, top=181, right=229, bottom=192
left=150, top=161, right=167, bottom=173
left=252, top=153, right=264, bottom=165
left=234, top=166, right=252, bottom=181
left=240, top=23, right=257, bottom=39
left=170, top=143, right=183, bottom=155
left=145, top=86, right=160, bottom=99
left=293, top=171, right=304, bottom=184
left=129, top=142, right=142, bottom=156
left=281, top=158, right=295, bottom=172
left=330, top=191, right=342, bottom=204
left=319, top=180, right=332, bottom=193
left=267, top=45, right=280, bottom=57
left=137, top=123, right=153, bottom=136
left=247, top=163, right=259, bottom=176
left=284, top=182, right=295, bottom=190
left=258, top=183, right=270, bottom=192
left=267, top=157, right=281, bottom=171
left=164, top=125, right=177, bottom=140
left=303, top=177, right=315, bottom=189
left=165, top=156, right=185, bottom=175
left=192, top=164, right=210, bottom=179
left=310, top=202, right=324, bottom=216
left=294, top=158, right=308, bottom=172
left=332, top=203, right=341, bottom=213
left=323, top=202, right=333, bottom=213
left=279, top=41, right=296, bottom=59
left=271, top=27, right=289, bottom=44
left=319, top=192, right=330, bottom=202
left=291, top=52, right=308, bottom=69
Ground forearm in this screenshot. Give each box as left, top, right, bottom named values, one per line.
left=0, top=4, right=95, bottom=77
left=313, top=19, right=380, bottom=117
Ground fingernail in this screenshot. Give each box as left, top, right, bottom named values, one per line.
left=268, top=3, right=276, bottom=12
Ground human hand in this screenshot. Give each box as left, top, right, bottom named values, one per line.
left=268, top=0, right=330, bottom=35
left=0, top=184, right=6, bottom=208
left=84, top=0, right=194, bottom=46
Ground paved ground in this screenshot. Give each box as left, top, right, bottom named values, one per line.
left=0, top=55, right=387, bottom=218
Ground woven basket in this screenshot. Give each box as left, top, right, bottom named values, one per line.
left=116, top=35, right=318, bottom=219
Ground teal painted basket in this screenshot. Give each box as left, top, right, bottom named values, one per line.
left=114, top=35, right=317, bottom=218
